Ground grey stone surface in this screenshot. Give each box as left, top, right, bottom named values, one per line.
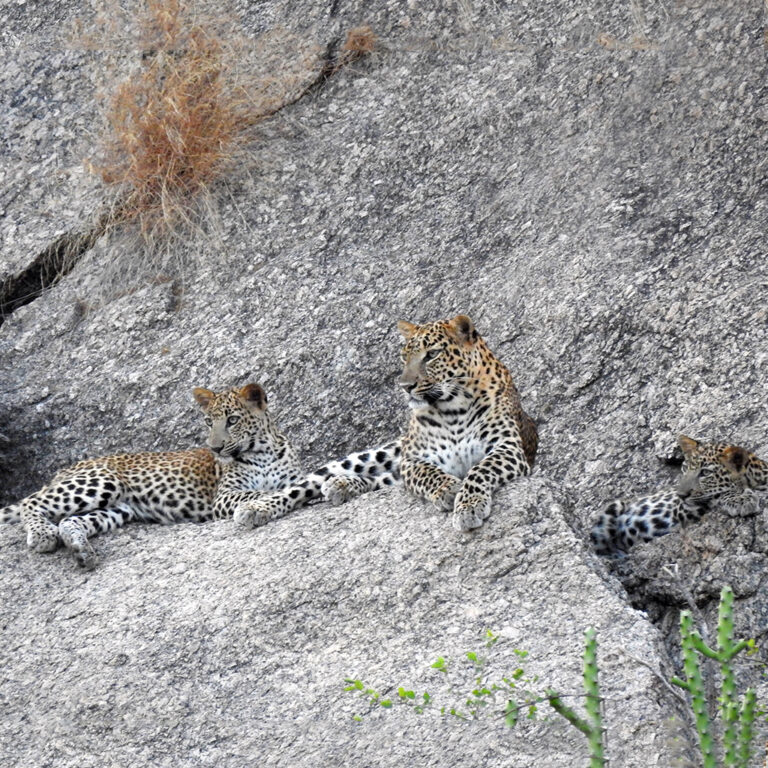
left=0, top=0, right=104, bottom=282
left=0, top=479, right=689, bottom=767
left=1, top=0, right=767, bottom=764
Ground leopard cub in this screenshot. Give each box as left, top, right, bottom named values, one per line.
left=591, top=435, right=768, bottom=556
left=0, top=383, right=301, bottom=568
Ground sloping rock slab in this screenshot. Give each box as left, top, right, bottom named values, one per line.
left=616, top=496, right=768, bottom=718
left=0, top=477, right=690, bottom=766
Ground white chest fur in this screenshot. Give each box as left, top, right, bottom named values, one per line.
left=430, top=439, right=487, bottom=479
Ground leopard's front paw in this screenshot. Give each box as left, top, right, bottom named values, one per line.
left=74, top=546, right=99, bottom=570
left=429, top=477, right=463, bottom=512
left=721, top=493, right=758, bottom=518
left=452, top=494, right=491, bottom=532
left=233, top=500, right=270, bottom=530
left=234, top=494, right=288, bottom=529
left=322, top=478, right=348, bottom=506
left=58, top=519, right=99, bottom=570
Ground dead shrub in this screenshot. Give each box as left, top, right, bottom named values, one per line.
left=81, top=0, right=375, bottom=274
left=90, top=1, right=263, bottom=247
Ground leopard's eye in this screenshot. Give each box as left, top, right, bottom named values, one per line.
left=227, top=415, right=240, bottom=428
left=204, top=417, right=213, bottom=427
left=424, top=348, right=443, bottom=362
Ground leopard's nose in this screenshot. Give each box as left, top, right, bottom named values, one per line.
left=209, top=445, right=223, bottom=454
left=398, top=378, right=415, bottom=393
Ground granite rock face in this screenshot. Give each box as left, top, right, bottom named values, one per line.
left=1, top=0, right=767, bottom=765
left=0, top=479, right=690, bottom=767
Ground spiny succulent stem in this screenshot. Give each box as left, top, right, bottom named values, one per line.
left=736, top=688, right=756, bottom=768
left=545, top=629, right=605, bottom=767
left=675, top=587, right=756, bottom=768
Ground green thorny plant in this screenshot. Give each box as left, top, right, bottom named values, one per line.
left=542, top=628, right=605, bottom=768
left=344, top=628, right=606, bottom=767
left=345, top=597, right=761, bottom=768
left=671, top=586, right=758, bottom=768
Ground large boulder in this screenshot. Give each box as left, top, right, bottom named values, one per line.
left=1, top=0, right=766, bottom=764
left=0, top=479, right=692, bottom=766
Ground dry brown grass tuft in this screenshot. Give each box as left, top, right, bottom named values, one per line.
left=90, top=0, right=258, bottom=245
left=81, top=1, right=375, bottom=272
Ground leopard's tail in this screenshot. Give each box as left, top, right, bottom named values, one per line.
left=298, top=439, right=402, bottom=508
left=590, top=499, right=626, bottom=556
left=0, top=504, right=21, bottom=524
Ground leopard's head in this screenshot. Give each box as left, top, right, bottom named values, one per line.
left=193, top=383, right=272, bottom=461
left=677, top=435, right=768, bottom=511
left=396, top=314, right=481, bottom=409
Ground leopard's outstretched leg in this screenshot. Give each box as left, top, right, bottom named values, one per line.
left=233, top=471, right=398, bottom=529
left=58, top=505, right=138, bottom=569
left=19, top=471, right=127, bottom=555
left=233, top=443, right=401, bottom=529
left=318, top=442, right=401, bottom=505
left=233, top=479, right=317, bottom=529
left=321, top=472, right=398, bottom=506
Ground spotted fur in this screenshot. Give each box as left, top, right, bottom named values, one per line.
left=591, top=435, right=768, bottom=556
left=235, top=315, right=537, bottom=532
left=0, top=384, right=301, bottom=568
left=232, top=442, right=402, bottom=529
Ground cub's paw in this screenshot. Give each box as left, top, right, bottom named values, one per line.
left=58, top=518, right=86, bottom=548
left=321, top=476, right=364, bottom=506
left=58, top=519, right=99, bottom=570
left=25, top=522, right=60, bottom=554
left=74, top=545, right=99, bottom=570
left=452, top=494, right=491, bottom=532
left=430, top=476, right=463, bottom=512
left=233, top=499, right=276, bottom=529
left=721, top=492, right=759, bottom=518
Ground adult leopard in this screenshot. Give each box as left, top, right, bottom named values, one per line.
left=0, top=383, right=301, bottom=568
left=235, top=315, right=538, bottom=532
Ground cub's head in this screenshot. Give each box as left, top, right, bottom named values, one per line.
left=396, top=314, right=480, bottom=408
left=193, top=383, right=271, bottom=461
left=677, top=435, right=768, bottom=509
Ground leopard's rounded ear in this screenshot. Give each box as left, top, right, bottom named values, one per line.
left=240, top=383, right=267, bottom=410
left=678, top=435, right=700, bottom=457
left=193, top=387, right=216, bottom=409
left=723, top=445, right=749, bottom=474
left=397, top=320, right=419, bottom=339
left=449, top=314, right=478, bottom=344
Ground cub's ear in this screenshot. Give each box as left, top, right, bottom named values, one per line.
left=678, top=435, right=700, bottom=457
left=193, top=387, right=216, bottom=409
left=723, top=445, right=749, bottom=474
left=397, top=320, right=419, bottom=339
left=239, top=383, right=267, bottom=410
left=449, top=314, right=478, bottom=344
